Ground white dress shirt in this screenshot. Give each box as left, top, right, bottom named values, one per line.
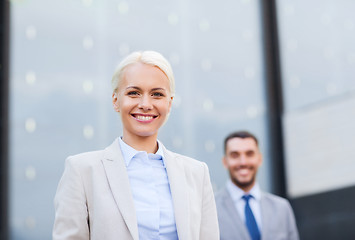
left=119, top=137, right=178, bottom=240
left=226, top=180, right=263, bottom=231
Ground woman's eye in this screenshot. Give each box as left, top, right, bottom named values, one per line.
left=127, top=91, right=139, bottom=96
left=152, top=92, right=164, bottom=97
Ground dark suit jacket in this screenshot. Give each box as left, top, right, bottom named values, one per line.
left=216, top=187, right=299, bottom=240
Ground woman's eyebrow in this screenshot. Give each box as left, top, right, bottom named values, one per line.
left=125, top=86, right=167, bottom=92
left=125, top=86, right=141, bottom=90
left=151, top=88, right=167, bottom=92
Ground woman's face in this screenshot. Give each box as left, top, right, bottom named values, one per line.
left=113, top=62, right=173, bottom=140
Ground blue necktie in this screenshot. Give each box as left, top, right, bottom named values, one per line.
left=243, top=195, right=261, bottom=240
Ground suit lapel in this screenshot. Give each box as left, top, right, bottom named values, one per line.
left=222, top=189, right=251, bottom=240
left=101, top=139, right=139, bottom=240
left=163, top=148, right=189, bottom=240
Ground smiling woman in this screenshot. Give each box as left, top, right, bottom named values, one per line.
left=53, top=51, right=219, bottom=240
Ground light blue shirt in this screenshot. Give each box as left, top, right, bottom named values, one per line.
left=226, top=180, right=263, bottom=231
left=119, top=137, right=178, bottom=240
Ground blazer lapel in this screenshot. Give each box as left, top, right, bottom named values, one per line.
left=222, top=189, right=251, bottom=240
left=101, top=139, right=139, bottom=240
left=163, top=148, right=189, bottom=240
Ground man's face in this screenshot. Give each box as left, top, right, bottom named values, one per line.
left=223, top=137, right=262, bottom=192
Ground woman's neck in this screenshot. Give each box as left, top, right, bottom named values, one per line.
left=122, top=134, right=158, bottom=153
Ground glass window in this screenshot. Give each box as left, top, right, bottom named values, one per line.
left=9, top=0, right=268, bottom=238
left=277, top=0, right=355, bottom=197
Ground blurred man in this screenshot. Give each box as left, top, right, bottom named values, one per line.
left=215, top=131, right=299, bottom=240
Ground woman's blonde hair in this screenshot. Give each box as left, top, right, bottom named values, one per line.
left=111, top=51, right=175, bottom=96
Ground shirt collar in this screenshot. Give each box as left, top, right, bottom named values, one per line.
left=118, top=137, right=166, bottom=167
left=226, top=179, right=261, bottom=202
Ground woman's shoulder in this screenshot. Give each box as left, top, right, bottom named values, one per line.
left=165, top=149, right=207, bottom=169
left=65, top=138, right=120, bottom=167
left=65, top=149, right=105, bottom=167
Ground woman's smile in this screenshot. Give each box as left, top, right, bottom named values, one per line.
left=131, top=113, right=158, bottom=123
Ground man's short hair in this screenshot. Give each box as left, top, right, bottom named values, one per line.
left=223, top=130, right=259, bottom=154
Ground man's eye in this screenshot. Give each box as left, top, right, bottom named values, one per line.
left=246, top=151, right=255, bottom=157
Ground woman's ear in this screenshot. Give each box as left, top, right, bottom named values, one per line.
left=168, top=96, right=174, bottom=112
left=112, top=93, right=120, bottom=112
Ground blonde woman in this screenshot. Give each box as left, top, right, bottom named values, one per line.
left=53, top=51, right=219, bottom=240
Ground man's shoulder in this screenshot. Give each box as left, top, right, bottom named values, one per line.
left=261, top=191, right=292, bottom=209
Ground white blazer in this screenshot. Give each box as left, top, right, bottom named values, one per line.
left=53, top=138, right=219, bottom=240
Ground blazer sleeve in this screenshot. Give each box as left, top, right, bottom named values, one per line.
left=199, top=162, right=220, bottom=240
left=53, top=157, right=90, bottom=240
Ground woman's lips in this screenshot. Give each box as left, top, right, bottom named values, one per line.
left=131, top=114, right=157, bottom=122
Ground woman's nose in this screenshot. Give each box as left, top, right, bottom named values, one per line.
left=138, top=95, right=153, bottom=110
